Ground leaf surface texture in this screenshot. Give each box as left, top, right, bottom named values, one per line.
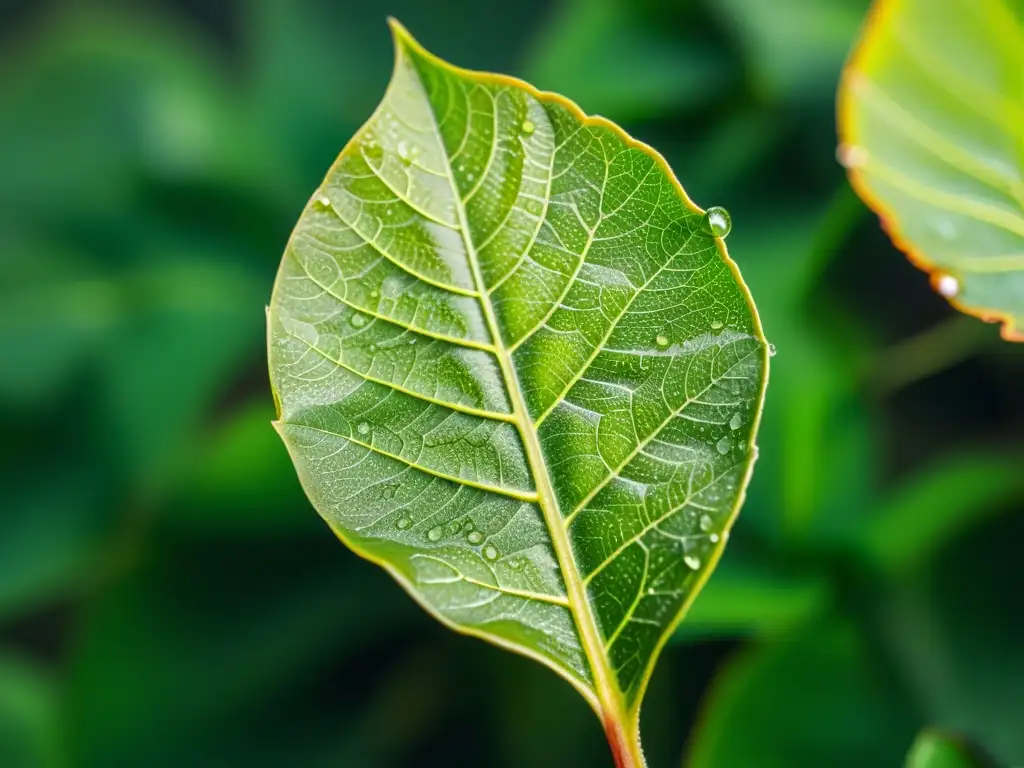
left=268, top=21, right=768, bottom=720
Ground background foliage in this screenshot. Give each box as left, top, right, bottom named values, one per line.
left=1, top=1, right=1021, bottom=766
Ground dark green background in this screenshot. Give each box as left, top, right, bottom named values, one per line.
left=1, top=1, right=1022, bottom=766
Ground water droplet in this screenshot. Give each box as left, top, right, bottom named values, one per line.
left=350, top=313, right=366, bottom=328
left=767, top=343, right=777, bottom=357
left=729, top=413, right=743, bottom=431
left=316, top=194, right=331, bottom=208
left=466, top=172, right=475, bottom=181
left=710, top=320, right=723, bottom=330
left=684, top=555, right=701, bottom=570
left=381, top=276, right=403, bottom=299
left=368, top=344, right=377, bottom=353
left=397, top=140, right=411, bottom=163
left=483, top=545, right=498, bottom=561
left=700, top=514, right=714, bottom=532
left=716, top=436, right=730, bottom=455
left=521, top=119, right=535, bottom=135
left=427, top=526, right=442, bottom=542
left=836, top=143, right=869, bottom=168
left=656, top=334, right=669, bottom=347
left=397, top=516, right=412, bottom=530
left=646, top=587, right=655, bottom=596
left=526, top=200, right=543, bottom=215
left=356, top=422, right=371, bottom=435
left=935, top=273, right=959, bottom=298
left=369, top=289, right=380, bottom=299
left=702, top=206, right=732, bottom=238
left=710, top=533, right=720, bottom=543
left=468, top=531, right=484, bottom=545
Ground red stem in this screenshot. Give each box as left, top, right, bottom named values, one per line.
left=604, top=714, right=643, bottom=768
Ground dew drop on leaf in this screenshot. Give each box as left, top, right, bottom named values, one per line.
left=397, top=516, right=412, bottom=530
left=935, top=273, right=960, bottom=298
left=729, top=413, right=743, bottom=431
left=483, top=545, right=498, bottom=561
left=521, top=119, right=535, bottom=135
left=699, top=514, right=713, bottom=532
left=767, top=343, right=777, bottom=357
left=316, top=194, right=331, bottom=209
left=702, top=206, right=731, bottom=238
left=836, top=143, right=869, bottom=169
left=710, top=533, right=720, bottom=543
left=684, top=555, right=701, bottom=570
left=468, top=531, right=484, bottom=545
left=350, top=313, right=367, bottom=328
left=427, top=526, right=442, bottom=542
left=356, top=422, right=371, bottom=435
left=655, top=334, right=669, bottom=347
left=397, top=140, right=411, bottom=162
left=710, top=320, right=723, bottom=330
left=716, top=436, right=730, bottom=455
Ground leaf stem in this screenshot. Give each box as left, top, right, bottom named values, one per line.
left=605, top=715, right=647, bottom=768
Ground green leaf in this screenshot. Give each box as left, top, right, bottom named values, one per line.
left=837, top=0, right=1024, bottom=341
left=873, top=510, right=1024, bottom=766
left=267, top=20, right=768, bottom=764
left=860, top=452, right=1024, bottom=574
left=0, top=653, right=63, bottom=768
left=686, top=618, right=918, bottom=768
left=906, top=730, right=992, bottom=768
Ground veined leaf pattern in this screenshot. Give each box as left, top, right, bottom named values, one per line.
left=268, top=19, right=768, bottom=745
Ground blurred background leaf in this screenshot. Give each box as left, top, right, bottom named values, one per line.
left=686, top=617, right=918, bottom=767
left=837, top=0, right=1024, bottom=342
left=1, top=1, right=1022, bottom=766
left=905, top=730, right=994, bottom=768
left=0, top=653, right=63, bottom=768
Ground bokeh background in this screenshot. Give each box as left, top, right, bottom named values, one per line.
left=2, top=1, right=1022, bottom=766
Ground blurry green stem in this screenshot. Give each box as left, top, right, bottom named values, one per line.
left=869, top=314, right=994, bottom=396
left=799, top=184, right=867, bottom=299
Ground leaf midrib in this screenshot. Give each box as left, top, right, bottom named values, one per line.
left=397, top=38, right=626, bottom=720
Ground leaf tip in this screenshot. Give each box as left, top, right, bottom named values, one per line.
left=386, top=16, right=417, bottom=53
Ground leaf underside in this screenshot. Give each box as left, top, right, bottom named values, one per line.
left=839, top=0, right=1024, bottom=341
left=267, top=20, right=767, bottom=722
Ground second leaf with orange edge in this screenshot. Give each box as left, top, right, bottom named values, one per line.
left=838, top=0, right=1024, bottom=341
